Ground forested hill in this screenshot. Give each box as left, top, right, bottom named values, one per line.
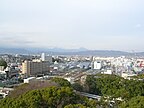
left=0, top=78, right=97, bottom=108
left=1, top=76, right=144, bottom=108
left=0, top=47, right=140, bottom=57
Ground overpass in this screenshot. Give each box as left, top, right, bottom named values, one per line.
left=79, top=92, right=101, bottom=101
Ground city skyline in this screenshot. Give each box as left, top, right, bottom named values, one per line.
left=0, top=0, right=144, bottom=52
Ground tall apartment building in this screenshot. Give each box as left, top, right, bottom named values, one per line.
left=22, top=59, right=49, bottom=76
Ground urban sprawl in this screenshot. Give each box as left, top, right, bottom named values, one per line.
left=0, top=53, right=144, bottom=107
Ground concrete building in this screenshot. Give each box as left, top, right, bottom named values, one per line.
left=5, top=66, right=19, bottom=78
left=41, top=53, right=46, bottom=61
left=24, top=77, right=36, bottom=83
left=102, top=69, right=113, bottom=75
left=94, top=61, right=102, bottom=70
left=41, top=53, right=52, bottom=63
left=46, top=56, right=53, bottom=63
left=0, top=66, right=5, bottom=71
left=22, top=59, right=49, bottom=76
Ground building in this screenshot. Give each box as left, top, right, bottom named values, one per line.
left=94, top=61, right=102, bottom=70
left=24, top=77, right=36, bottom=83
left=41, top=53, right=46, bottom=61
left=22, top=59, right=49, bottom=76
left=101, top=69, right=113, bottom=75
left=46, top=56, right=53, bottom=63
left=41, top=53, right=53, bottom=63
left=0, top=66, right=5, bottom=71
left=5, top=66, right=19, bottom=78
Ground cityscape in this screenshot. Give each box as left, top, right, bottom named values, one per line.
left=0, top=52, right=144, bottom=107
left=1, top=0, right=144, bottom=108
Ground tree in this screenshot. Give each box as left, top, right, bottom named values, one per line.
left=0, top=86, right=86, bottom=108
left=0, top=59, right=7, bottom=69
left=72, top=83, right=83, bottom=92
left=0, top=86, right=99, bottom=108
left=8, top=81, right=58, bottom=98
left=120, top=96, right=144, bottom=108
left=52, top=77, right=71, bottom=87
left=85, top=74, right=144, bottom=107
left=64, top=104, right=87, bottom=108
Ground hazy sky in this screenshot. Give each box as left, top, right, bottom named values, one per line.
left=0, top=0, right=144, bottom=51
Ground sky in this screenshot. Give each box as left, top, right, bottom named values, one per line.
left=0, top=0, right=144, bottom=52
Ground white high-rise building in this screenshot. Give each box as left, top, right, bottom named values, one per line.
left=41, top=53, right=53, bottom=63
left=94, top=61, right=102, bottom=70
left=41, top=53, right=46, bottom=61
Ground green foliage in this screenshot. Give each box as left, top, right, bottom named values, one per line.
left=6, top=74, right=144, bottom=107
left=0, top=86, right=98, bottom=108
left=131, top=74, right=144, bottom=79
left=0, top=59, right=7, bottom=69
left=52, top=77, right=71, bottom=87
left=120, top=96, right=144, bottom=108
left=84, top=99, right=98, bottom=108
left=72, top=83, right=83, bottom=92
left=9, top=81, right=58, bottom=98
left=64, top=104, right=87, bottom=108
left=85, top=74, right=144, bottom=98
left=64, top=99, right=98, bottom=108
left=0, top=87, right=78, bottom=108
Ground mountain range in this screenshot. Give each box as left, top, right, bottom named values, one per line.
left=0, top=47, right=143, bottom=57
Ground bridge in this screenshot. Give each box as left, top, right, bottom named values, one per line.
left=79, top=92, right=101, bottom=101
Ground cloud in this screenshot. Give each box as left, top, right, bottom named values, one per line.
left=0, top=0, right=144, bottom=51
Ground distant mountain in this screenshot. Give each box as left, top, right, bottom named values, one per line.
left=0, top=47, right=144, bottom=57
left=27, top=47, right=88, bottom=53
left=0, top=48, right=31, bottom=54
left=26, top=48, right=129, bottom=56
left=135, top=52, right=144, bottom=56
left=71, top=50, right=129, bottom=56
left=0, top=47, right=88, bottom=54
